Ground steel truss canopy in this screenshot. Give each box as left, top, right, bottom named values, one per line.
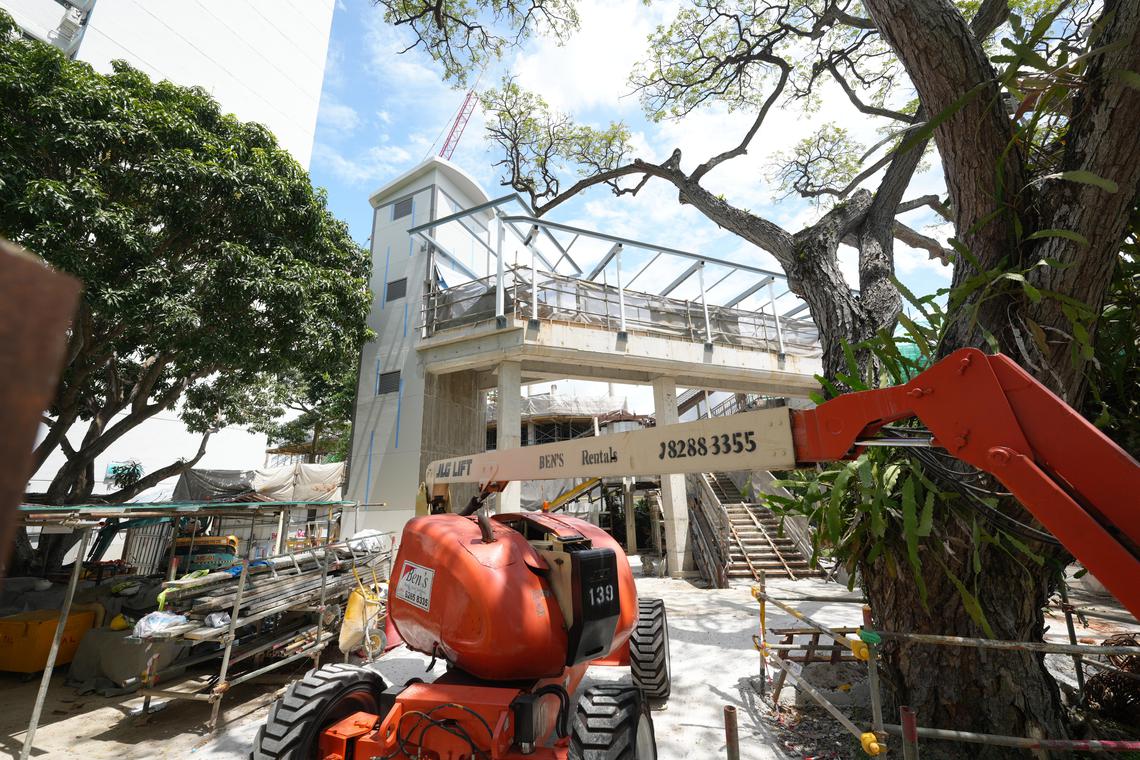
left=407, top=192, right=811, bottom=314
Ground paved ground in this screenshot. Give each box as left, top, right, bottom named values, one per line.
left=3, top=562, right=1134, bottom=759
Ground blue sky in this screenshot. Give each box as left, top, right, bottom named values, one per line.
left=308, top=0, right=953, bottom=344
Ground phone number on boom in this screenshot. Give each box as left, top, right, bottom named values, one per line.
left=658, top=431, right=758, bottom=460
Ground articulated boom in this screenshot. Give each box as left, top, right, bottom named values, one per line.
left=427, top=349, right=1140, bottom=617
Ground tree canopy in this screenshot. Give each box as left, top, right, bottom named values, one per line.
left=0, top=11, right=372, bottom=504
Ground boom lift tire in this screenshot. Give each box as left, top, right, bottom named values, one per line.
left=630, top=598, right=670, bottom=700
left=252, top=663, right=388, bottom=759
left=569, top=684, right=657, bottom=759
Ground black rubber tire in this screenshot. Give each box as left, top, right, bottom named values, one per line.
left=630, top=598, right=671, bottom=700
left=252, top=663, right=387, bottom=759
left=569, top=684, right=657, bottom=760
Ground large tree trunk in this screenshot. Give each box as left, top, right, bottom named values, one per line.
left=863, top=534, right=1067, bottom=758
left=857, top=0, right=1140, bottom=753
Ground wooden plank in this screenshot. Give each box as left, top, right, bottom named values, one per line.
left=0, top=240, right=81, bottom=574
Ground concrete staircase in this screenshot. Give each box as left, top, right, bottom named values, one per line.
left=703, top=473, right=819, bottom=580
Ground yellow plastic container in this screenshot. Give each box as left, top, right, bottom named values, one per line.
left=0, top=609, right=95, bottom=673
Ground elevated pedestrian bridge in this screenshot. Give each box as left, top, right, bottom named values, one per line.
left=411, top=197, right=823, bottom=396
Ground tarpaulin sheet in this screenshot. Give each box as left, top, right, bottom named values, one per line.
left=250, top=462, right=345, bottom=502
left=250, top=465, right=295, bottom=501
left=171, top=469, right=255, bottom=502
left=170, top=464, right=345, bottom=503
left=488, top=393, right=628, bottom=422
left=292, top=462, right=344, bottom=502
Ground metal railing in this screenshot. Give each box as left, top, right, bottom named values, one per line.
left=687, top=472, right=734, bottom=588
left=422, top=265, right=820, bottom=355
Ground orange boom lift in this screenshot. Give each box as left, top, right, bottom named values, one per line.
left=253, top=349, right=1139, bottom=759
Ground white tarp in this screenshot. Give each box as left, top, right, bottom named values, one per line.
left=251, top=462, right=344, bottom=502
left=488, top=393, right=628, bottom=422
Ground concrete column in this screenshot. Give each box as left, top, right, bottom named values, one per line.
left=623, top=478, right=637, bottom=555
left=496, top=360, right=522, bottom=513
left=652, top=376, right=693, bottom=576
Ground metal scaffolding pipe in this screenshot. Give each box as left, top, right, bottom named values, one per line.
left=21, top=527, right=91, bottom=760
left=875, top=630, right=1140, bottom=656
left=899, top=707, right=920, bottom=760
left=724, top=705, right=740, bottom=760
left=724, top=275, right=775, bottom=308
left=625, top=251, right=660, bottom=290
left=698, top=262, right=712, bottom=343
left=883, top=724, right=1140, bottom=752
left=586, top=242, right=623, bottom=281
left=767, top=656, right=882, bottom=754
left=753, top=588, right=867, bottom=658
left=659, top=260, right=701, bottom=296
left=495, top=217, right=505, bottom=321
left=614, top=245, right=626, bottom=333
left=863, top=606, right=885, bottom=736
left=768, top=281, right=785, bottom=354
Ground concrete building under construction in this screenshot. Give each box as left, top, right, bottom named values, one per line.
left=346, top=157, right=824, bottom=575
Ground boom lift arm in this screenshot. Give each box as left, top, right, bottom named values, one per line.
left=427, top=349, right=1140, bottom=617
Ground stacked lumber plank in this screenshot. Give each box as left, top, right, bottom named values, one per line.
left=142, top=540, right=390, bottom=641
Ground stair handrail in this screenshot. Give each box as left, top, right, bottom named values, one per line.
left=687, top=506, right=727, bottom=588
left=696, top=474, right=733, bottom=553
left=683, top=473, right=734, bottom=587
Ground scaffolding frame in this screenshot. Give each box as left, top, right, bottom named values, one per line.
left=750, top=575, right=1140, bottom=756
left=15, top=500, right=364, bottom=758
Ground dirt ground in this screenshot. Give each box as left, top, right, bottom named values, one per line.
left=3, top=564, right=1135, bottom=759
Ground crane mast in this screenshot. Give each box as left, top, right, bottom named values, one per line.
left=438, top=89, right=478, bottom=161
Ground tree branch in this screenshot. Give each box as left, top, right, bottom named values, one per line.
left=797, top=149, right=896, bottom=200
left=103, top=431, right=212, bottom=503
left=970, top=0, right=1010, bottom=40
left=894, top=220, right=952, bottom=263
left=829, top=4, right=876, bottom=30
left=827, top=63, right=917, bottom=123
left=691, top=57, right=791, bottom=182
left=898, top=194, right=953, bottom=220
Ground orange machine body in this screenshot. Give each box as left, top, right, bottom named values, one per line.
left=389, top=512, right=637, bottom=682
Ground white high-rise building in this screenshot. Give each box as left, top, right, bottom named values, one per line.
left=7, top=0, right=338, bottom=494
left=2, top=0, right=333, bottom=167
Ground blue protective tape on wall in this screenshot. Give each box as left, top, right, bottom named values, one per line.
left=394, top=378, right=404, bottom=449
left=381, top=245, right=391, bottom=308
left=364, top=430, right=375, bottom=503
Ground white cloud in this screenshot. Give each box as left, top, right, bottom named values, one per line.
left=312, top=142, right=413, bottom=186
left=318, top=95, right=361, bottom=133
left=362, top=10, right=452, bottom=95
left=510, top=0, right=678, bottom=114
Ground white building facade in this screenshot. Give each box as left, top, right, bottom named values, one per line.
left=2, top=0, right=332, bottom=167
left=8, top=0, right=338, bottom=494
left=347, top=158, right=491, bottom=535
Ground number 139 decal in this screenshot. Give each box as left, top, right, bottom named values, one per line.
left=588, top=584, right=615, bottom=606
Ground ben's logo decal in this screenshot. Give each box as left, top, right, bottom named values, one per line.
left=396, top=561, right=435, bottom=611
left=539, top=453, right=564, bottom=470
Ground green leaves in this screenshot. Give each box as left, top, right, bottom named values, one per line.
left=376, top=0, right=580, bottom=86
left=0, top=18, right=371, bottom=496
left=1044, top=169, right=1120, bottom=194
left=1113, top=69, right=1140, bottom=91
left=1024, top=228, right=1089, bottom=246
left=481, top=77, right=633, bottom=202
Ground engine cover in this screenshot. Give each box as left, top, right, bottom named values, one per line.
left=389, top=513, right=636, bottom=681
